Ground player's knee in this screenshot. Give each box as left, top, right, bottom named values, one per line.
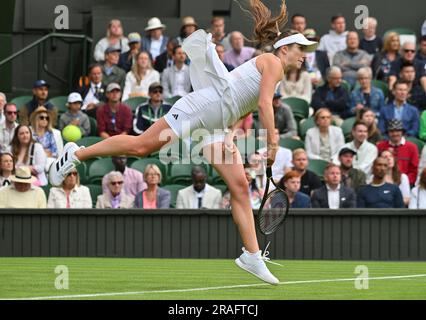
left=128, top=138, right=147, bottom=157
left=229, top=178, right=250, bottom=199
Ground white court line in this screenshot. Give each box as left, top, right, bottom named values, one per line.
left=3, top=274, right=426, bottom=300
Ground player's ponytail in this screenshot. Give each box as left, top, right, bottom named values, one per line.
left=248, top=0, right=289, bottom=48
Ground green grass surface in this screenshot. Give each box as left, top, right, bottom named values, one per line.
left=1, top=258, right=426, bottom=300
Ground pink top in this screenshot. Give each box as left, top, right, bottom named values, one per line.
left=142, top=192, right=157, bottom=209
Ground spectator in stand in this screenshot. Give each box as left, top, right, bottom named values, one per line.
left=351, top=67, right=385, bottom=116
left=224, top=31, right=256, bottom=68
left=377, top=119, right=419, bottom=186
left=215, top=43, right=234, bottom=72
left=154, top=38, right=179, bottom=74
left=0, top=103, right=19, bottom=153
left=397, top=62, right=426, bottom=111
left=291, top=148, right=323, bottom=196
left=30, top=106, right=63, bottom=171
left=93, top=19, right=129, bottom=62
left=371, top=32, right=400, bottom=82
left=133, top=83, right=172, bottom=135
left=96, top=83, right=133, bottom=138
left=0, top=166, right=46, bottom=208
left=101, top=155, right=146, bottom=198
left=10, top=125, right=47, bottom=186
left=258, top=128, right=293, bottom=183
left=409, top=168, right=426, bottom=209
left=78, top=63, right=107, bottom=117
left=0, top=152, right=14, bottom=187
left=334, top=121, right=377, bottom=174
left=379, top=81, right=420, bottom=137
left=359, top=17, right=383, bottom=55
left=303, top=29, right=330, bottom=87
left=141, top=17, right=168, bottom=62
left=318, top=14, right=348, bottom=62
left=416, top=36, right=426, bottom=64
left=291, top=14, right=307, bottom=34
left=102, top=47, right=126, bottom=89
left=176, top=166, right=222, bottom=209
left=333, top=31, right=372, bottom=87
left=96, top=171, right=134, bottom=209
left=134, top=164, right=170, bottom=209
left=378, top=149, right=411, bottom=206
left=118, top=32, right=142, bottom=73
left=357, top=157, right=404, bottom=208
left=388, top=41, right=426, bottom=92
left=20, top=80, right=58, bottom=127
left=305, top=108, right=345, bottom=161
left=59, top=93, right=90, bottom=137
left=210, top=16, right=231, bottom=51
left=248, top=152, right=265, bottom=189
left=272, top=92, right=298, bottom=139
left=338, top=148, right=366, bottom=192
left=47, top=169, right=92, bottom=208
left=0, top=92, right=6, bottom=126
left=176, top=16, right=198, bottom=45
left=122, top=51, right=160, bottom=101
left=278, top=170, right=311, bottom=208
left=422, top=20, right=426, bottom=37
left=356, top=108, right=382, bottom=144
left=279, top=64, right=312, bottom=103
left=161, top=46, right=191, bottom=99
left=311, top=163, right=356, bottom=209
left=311, top=66, right=352, bottom=124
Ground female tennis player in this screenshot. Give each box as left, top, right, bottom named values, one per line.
left=49, top=0, right=317, bottom=285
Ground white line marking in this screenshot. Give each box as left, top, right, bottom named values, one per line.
left=3, top=274, right=426, bottom=300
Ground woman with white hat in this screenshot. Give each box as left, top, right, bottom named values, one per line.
left=50, top=0, right=318, bottom=286
left=141, top=17, right=169, bottom=61
left=93, top=19, right=130, bottom=62
left=176, top=16, right=198, bottom=45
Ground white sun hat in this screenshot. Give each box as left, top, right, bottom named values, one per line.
left=273, top=33, right=318, bottom=52
left=145, top=17, right=166, bottom=31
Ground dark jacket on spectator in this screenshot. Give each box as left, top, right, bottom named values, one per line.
left=311, top=184, right=356, bottom=208
left=118, top=50, right=135, bottom=73
left=133, top=101, right=172, bottom=134
left=154, top=51, right=173, bottom=73
left=311, top=84, right=352, bottom=118
left=360, top=37, right=383, bottom=55
left=341, top=167, right=367, bottom=192
left=389, top=57, right=426, bottom=85
left=291, top=192, right=311, bottom=208
left=304, top=50, right=330, bottom=80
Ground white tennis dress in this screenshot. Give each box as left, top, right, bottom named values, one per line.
left=164, top=29, right=263, bottom=147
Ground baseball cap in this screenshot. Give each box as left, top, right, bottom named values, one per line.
left=104, top=47, right=121, bottom=55
left=33, top=80, right=50, bottom=89
left=128, top=32, right=141, bottom=44
left=106, top=83, right=121, bottom=92
left=148, top=82, right=163, bottom=92
left=273, top=92, right=282, bottom=99
left=339, top=147, right=357, bottom=157
left=67, top=92, right=83, bottom=104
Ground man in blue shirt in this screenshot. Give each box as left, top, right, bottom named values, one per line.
left=378, top=80, right=420, bottom=137
left=357, top=157, right=404, bottom=208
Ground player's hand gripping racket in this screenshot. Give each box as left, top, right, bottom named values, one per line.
left=256, top=166, right=289, bottom=235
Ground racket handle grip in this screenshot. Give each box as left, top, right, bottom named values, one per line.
left=266, top=166, right=272, bottom=178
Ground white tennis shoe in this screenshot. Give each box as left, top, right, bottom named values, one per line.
left=48, top=142, right=82, bottom=187
left=235, top=246, right=280, bottom=285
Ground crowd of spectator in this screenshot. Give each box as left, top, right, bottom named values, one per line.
left=1, top=13, right=426, bottom=210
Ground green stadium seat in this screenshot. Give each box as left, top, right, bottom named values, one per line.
left=41, top=184, right=51, bottom=199
left=308, top=159, right=330, bottom=178
left=213, top=183, right=227, bottom=195
left=162, top=184, right=186, bottom=208
left=341, top=80, right=352, bottom=92
left=76, top=136, right=103, bottom=147
left=209, top=167, right=225, bottom=185
left=86, top=184, right=103, bottom=208
left=282, top=97, right=310, bottom=120
left=130, top=158, right=167, bottom=183
left=88, top=117, right=97, bottom=136
left=406, top=137, right=425, bottom=154
left=279, top=138, right=305, bottom=151
left=341, top=117, right=356, bottom=142
left=123, top=96, right=149, bottom=113
left=298, top=117, right=316, bottom=140
left=49, top=96, right=68, bottom=114
left=76, top=162, right=87, bottom=185
left=384, top=28, right=416, bottom=37
left=87, top=158, right=115, bottom=184
left=165, top=95, right=182, bottom=105
left=11, top=95, right=32, bottom=109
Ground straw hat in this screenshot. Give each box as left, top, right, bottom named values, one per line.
left=145, top=17, right=166, bottom=31
left=10, top=166, right=37, bottom=184
left=30, top=106, right=51, bottom=123
left=181, top=16, right=197, bottom=27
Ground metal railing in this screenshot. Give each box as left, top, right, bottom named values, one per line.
left=0, top=32, right=93, bottom=93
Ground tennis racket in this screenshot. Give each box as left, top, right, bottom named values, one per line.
left=256, top=166, right=289, bottom=235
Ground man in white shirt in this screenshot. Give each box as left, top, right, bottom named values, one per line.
left=161, top=46, right=191, bottom=99
left=333, top=120, right=377, bottom=174
left=0, top=103, right=19, bottom=153
left=176, top=166, right=222, bottom=209
left=318, top=14, right=348, bottom=62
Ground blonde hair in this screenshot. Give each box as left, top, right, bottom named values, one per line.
left=314, top=108, right=332, bottom=125
left=292, top=148, right=307, bottom=159
left=131, top=51, right=153, bottom=84
left=63, top=169, right=80, bottom=187
left=143, top=164, right=162, bottom=184
left=382, top=32, right=400, bottom=53
left=106, top=19, right=124, bottom=38
left=30, top=110, right=54, bottom=133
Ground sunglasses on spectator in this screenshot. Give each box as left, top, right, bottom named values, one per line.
left=39, top=116, right=49, bottom=120
left=6, top=111, right=18, bottom=115
left=67, top=172, right=78, bottom=177
left=319, top=116, right=331, bottom=119
left=110, top=181, right=123, bottom=186
left=150, top=89, right=163, bottom=94
left=404, top=49, right=415, bottom=53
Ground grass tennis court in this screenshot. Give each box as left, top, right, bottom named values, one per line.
left=1, top=258, right=426, bottom=300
